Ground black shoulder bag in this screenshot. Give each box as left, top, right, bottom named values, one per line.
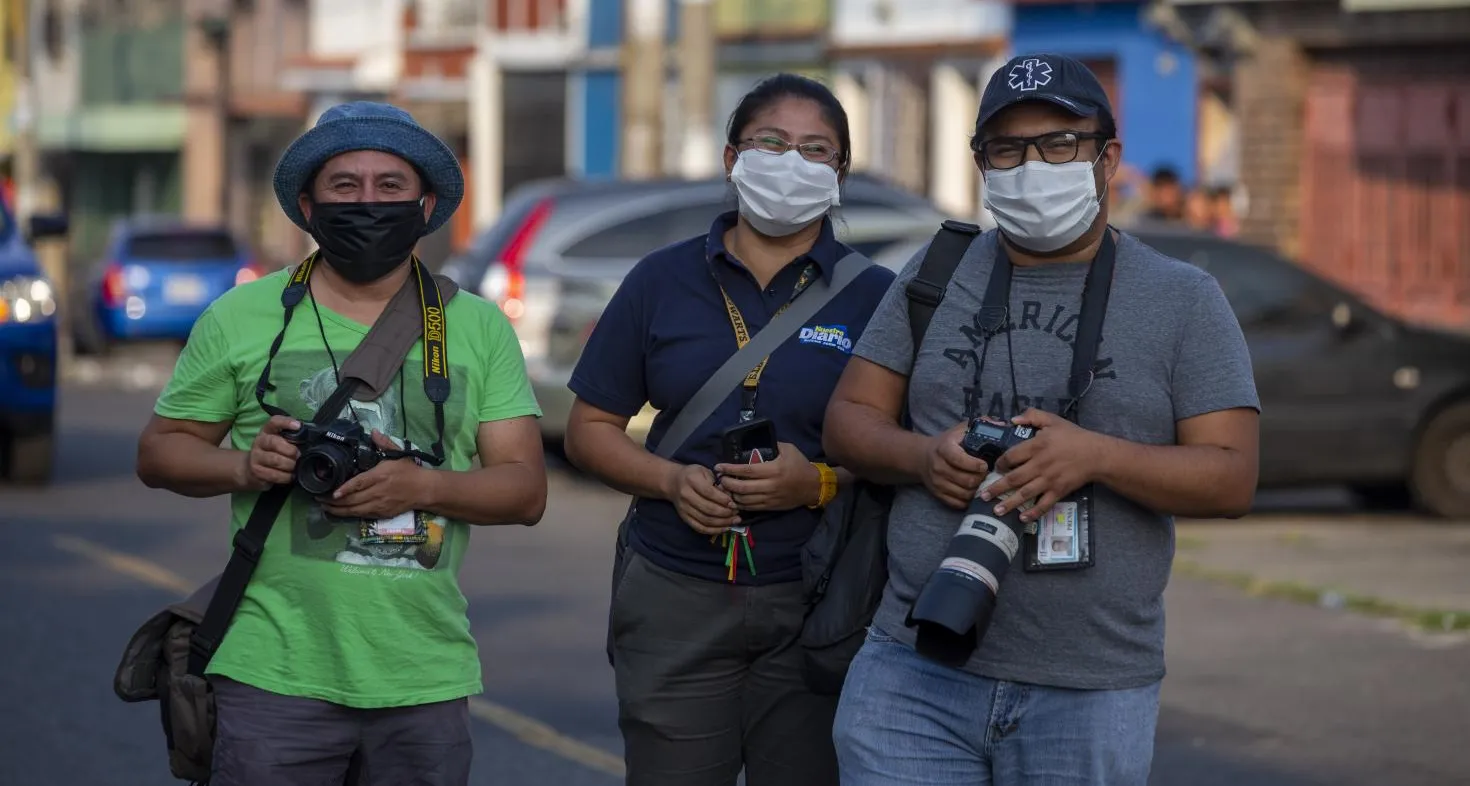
left=796, top=219, right=981, bottom=694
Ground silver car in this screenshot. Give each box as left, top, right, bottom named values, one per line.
left=441, top=175, right=951, bottom=445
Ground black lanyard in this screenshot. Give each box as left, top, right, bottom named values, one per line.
left=715, top=262, right=818, bottom=422
left=255, top=253, right=451, bottom=466
left=968, top=230, right=1118, bottom=423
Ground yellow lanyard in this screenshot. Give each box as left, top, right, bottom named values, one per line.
left=716, top=263, right=817, bottom=421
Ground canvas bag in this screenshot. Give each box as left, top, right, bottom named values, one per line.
left=112, top=266, right=458, bottom=784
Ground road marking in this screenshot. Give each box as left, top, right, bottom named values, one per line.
left=53, top=534, right=195, bottom=595
left=51, top=533, right=626, bottom=778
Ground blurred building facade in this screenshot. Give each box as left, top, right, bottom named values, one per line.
left=13, top=0, right=1470, bottom=330
left=1159, top=0, right=1470, bottom=330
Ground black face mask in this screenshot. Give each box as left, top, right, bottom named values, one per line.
left=307, top=199, right=428, bottom=284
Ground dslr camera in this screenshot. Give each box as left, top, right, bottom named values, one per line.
left=960, top=416, right=1035, bottom=468
left=905, top=416, right=1036, bottom=666
left=280, top=419, right=392, bottom=497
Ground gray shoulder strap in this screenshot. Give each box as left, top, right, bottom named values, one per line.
left=651, top=251, right=873, bottom=459
left=340, top=272, right=460, bottom=401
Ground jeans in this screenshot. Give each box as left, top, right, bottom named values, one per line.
left=832, top=627, right=1160, bottom=786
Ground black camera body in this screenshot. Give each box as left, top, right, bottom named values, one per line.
left=960, top=416, right=1036, bottom=468
left=280, top=419, right=389, bottom=497
left=905, top=416, right=1037, bottom=667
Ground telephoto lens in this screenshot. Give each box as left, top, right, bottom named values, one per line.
left=906, top=417, right=1036, bottom=666
left=906, top=482, right=1030, bottom=666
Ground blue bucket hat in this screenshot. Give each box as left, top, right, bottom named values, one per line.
left=273, top=101, right=464, bottom=236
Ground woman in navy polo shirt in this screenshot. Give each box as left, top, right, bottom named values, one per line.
left=564, top=73, right=896, bottom=786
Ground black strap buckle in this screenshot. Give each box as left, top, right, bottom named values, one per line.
left=232, top=529, right=267, bottom=563
left=188, top=630, right=217, bottom=661
left=906, top=278, right=946, bottom=308
left=940, top=219, right=982, bottom=236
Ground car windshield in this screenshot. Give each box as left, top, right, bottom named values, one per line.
left=124, top=231, right=238, bottom=261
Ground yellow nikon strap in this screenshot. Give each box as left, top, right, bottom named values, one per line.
left=255, top=252, right=451, bottom=467
left=716, top=262, right=817, bottom=421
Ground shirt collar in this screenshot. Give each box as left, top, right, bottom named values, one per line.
left=704, top=210, right=844, bottom=280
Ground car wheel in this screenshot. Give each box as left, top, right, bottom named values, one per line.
left=1410, top=401, right=1470, bottom=520
left=2, top=430, right=55, bottom=486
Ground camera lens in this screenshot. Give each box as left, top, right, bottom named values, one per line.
left=296, top=444, right=350, bottom=497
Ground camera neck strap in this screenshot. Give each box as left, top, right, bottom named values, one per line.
left=715, top=262, right=818, bottom=422
left=973, top=229, right=1118, bottom=423
left=254, top=252, right=454, bottom=467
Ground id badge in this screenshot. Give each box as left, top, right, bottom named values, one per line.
left=360, top=510, right=430, bottom=545
left=1022, top=483, right=1095, bottom=572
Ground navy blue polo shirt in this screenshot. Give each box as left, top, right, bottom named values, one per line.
left=569, top=211, right=896, bottom=585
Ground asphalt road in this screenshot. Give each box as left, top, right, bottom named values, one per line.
left=3, top=382, right=1467, bottom=786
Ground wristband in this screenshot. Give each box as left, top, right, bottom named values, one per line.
left=809, top=462, right=838, bottom=509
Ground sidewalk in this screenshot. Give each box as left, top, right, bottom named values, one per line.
left=1173, top=515, right=1470, bottom=632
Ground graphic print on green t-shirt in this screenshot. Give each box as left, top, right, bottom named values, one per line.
left=264, top=349, right=474, bottom=573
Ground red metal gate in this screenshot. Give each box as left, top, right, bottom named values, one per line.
left=1300, top=54, right=1470, bottom=331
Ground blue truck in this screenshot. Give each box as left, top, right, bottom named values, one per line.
left=0, top=194, right=68, bottom=485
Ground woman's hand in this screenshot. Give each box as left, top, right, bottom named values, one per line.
left=662, top=464, right=741, bottom=535
left=715, top=442, right=820, bottom=512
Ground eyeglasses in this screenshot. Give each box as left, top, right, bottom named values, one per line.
left=739, top=135, right=841, bottom=164
left=976, top=131, right=1110, bottom=171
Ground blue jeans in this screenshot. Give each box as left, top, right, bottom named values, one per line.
left=832, top=627, right=1160, bottom=786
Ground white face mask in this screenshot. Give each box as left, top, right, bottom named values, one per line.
left=729, top=149, right=841, bottom=238
left=983, top=155, right=1106, bottom=253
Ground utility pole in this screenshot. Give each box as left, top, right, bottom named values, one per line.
left=10, top=0, right=39, bottom=229
left=677, top=0, right=716, bottom=178
left=468, top=27, right=503, bottom=229
left=621, top=0, right=664, bottom=179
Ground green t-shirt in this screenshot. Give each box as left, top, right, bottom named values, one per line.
left=154, top=268, right=541, bottom=709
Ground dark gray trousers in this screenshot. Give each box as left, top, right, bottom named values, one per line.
left=611, top=550, right=840, bottom=786
left=209, top=676, right=472, bottom=786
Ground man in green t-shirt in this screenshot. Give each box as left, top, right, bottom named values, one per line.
left=136, top=101, right=547, bottom=786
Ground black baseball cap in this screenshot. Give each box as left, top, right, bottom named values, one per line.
left=975, top=53, right=1115, bottom=138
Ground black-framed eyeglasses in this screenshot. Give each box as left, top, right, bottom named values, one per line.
left=976, top=131, right=1111, bottom=171
left=738, top=135, right=841, bottom=165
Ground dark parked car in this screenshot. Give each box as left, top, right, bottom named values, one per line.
left=1139, top=226, right=1470, bottom=519
left=878, top=225, right=1470, bottom=518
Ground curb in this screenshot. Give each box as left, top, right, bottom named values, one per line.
left=1173, top=558, right=1470, bottom=632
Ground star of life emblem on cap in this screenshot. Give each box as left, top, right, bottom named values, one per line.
left=1008, top=58, right=1053, bottom=92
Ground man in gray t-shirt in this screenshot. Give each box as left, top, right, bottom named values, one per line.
left=823, top=54, right=1260, bottom=786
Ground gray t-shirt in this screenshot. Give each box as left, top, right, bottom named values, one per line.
left=854, top=229, right=1259, bottom=690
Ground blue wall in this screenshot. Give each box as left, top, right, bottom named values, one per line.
left=580, top=0, right=624, bottom=178
left=581, top=70, right=621, bottom=179
left=1010, top=1, right=1198, bottom=186
left=588, top=0, right=622, bottom=47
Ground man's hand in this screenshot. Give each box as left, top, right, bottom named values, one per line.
left=241, top=415, right=302, bottom=490
left=715, top=441, right=820, bottom=512
left=663, top=464, right=740, bottom=536
left=321, top=430, right=431, bottom=520
left=920, top=422, right=992, bottom=510
left=983, top=408, right=1109, bottom=522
